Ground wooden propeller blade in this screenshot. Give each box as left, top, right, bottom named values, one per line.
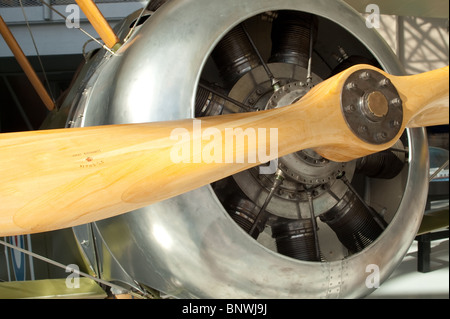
left=0, top=64, right=448, bottom=236
left=394, top=66, right=449, bottom=128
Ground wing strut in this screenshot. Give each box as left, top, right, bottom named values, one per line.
left=0, top=16, right=55, bottom=111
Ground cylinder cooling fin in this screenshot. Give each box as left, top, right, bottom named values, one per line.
left=269, top=11, right=318, bottom=68
left=70, top=0, right=429, bottom=299
left=272, top=218, right=321, bottom=261
left=319, top=186, right=386, bottom=254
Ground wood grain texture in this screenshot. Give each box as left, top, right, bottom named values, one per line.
left=392, top=65, right=449, bottom=128
left=0, top=64, right=447, bottom=235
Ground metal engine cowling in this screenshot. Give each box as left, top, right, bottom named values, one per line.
left=53, top=0, right=429, bottom=298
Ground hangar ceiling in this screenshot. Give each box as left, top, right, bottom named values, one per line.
left=345, top=0, right=449, bottom=19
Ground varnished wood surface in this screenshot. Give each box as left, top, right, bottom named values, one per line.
left=75, top=0, right=119, bottom=49
left=0, top=64, right=447, bottom=235
left=0, top=16, right=55, bottom=111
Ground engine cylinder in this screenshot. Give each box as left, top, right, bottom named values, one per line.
left=356, top=143, right=406, bottom=179
left=272, top=218, right=320, bottom=261
left=211, top=24, right=261, bottom=88
left=319, top=188, right=385, bottom=253
left=269, top=11, right=317, bottom=67
left=195, top=84, right=227, bottom=116
left=226, top=197, right=261, bottom=239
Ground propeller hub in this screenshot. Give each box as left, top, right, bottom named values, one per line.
left=341, top=68, right=404, bottom=145
left=366, top=91, right=389, bottom=118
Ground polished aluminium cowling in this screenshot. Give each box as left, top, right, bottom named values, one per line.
left=52, top=0, right=428, bottom=298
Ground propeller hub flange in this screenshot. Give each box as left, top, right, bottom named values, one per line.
left=341, top=69, right=403, bottom=145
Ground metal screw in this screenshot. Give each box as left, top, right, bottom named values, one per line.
left=390, top=98, right=402, bottom=107
left=346, top=82, right=357, bottom=90
left=379, top=78, right=391, bottom=87
left=359, top=71, right=371, bottom=80
left=358, top=125, right=368, bottom=134
left=344, top=104, right=356, bottom=113
left=375, top=131, right=388, bottom=142
left=390, top=120, right=401, bottom=128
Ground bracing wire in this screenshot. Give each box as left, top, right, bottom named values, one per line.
left=37, top=0, right=115, bottom=55
left=123, top=0, right=152, bottom=42
left=0, top=238, right=147, bottom=298
left=18, top=0, right=56, bottom=106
